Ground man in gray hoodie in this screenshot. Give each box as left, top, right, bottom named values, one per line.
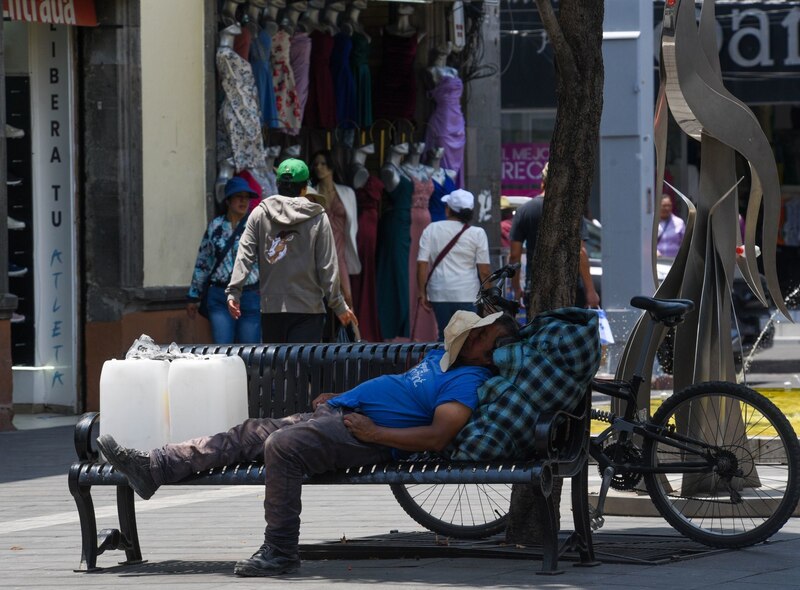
left=226, top=159, right=357, bottom=342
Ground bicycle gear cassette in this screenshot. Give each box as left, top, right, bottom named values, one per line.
left=599, top=443, right=644, bottom=490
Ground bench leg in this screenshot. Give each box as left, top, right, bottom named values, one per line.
left=570, top=461, right=601, bottom=568
left=116, top=486, right=144, bottom=565
left=535, top=490, right=563, bottom=575
left=68, top=464, right=100, bottom=572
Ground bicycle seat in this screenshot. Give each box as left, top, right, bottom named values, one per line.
left=630, top=296, right=694, bottom=326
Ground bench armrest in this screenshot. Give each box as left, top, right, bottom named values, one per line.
left=74, top=412, right=101, bottom=462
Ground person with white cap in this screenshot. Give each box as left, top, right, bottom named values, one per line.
left=416, top=188, right=492, bottom=340
left=95, top=310, right=519, bottom=578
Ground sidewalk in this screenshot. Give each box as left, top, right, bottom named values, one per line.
left=1, top=424, right=799, bottom=590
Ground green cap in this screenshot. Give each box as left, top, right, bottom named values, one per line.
left=276, top=158, right=309, bottom=183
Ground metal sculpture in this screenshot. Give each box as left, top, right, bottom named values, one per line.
left=616, top=0, right=789, bottom=402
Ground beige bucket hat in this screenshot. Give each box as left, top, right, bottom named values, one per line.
left=440, top=310, right=505, bottom=372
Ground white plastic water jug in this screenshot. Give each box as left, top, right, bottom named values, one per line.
left=99, top=359, right=171, bottom=451
left=167, top=355, right=248, bottom=443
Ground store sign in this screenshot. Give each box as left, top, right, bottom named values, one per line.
left=501, top=142, right=549, bottom=196
left=2, top=0, right=97, bottom=26
left=29, top=26, right=77, bottom=408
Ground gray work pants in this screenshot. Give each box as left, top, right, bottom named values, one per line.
left=149, top=405, right=392, bottom=552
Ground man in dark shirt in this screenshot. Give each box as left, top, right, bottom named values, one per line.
left=508, top=162, right=599, bottom=316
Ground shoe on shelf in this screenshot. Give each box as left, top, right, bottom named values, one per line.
left=7, top=173, right=22, bottom=187
left=10, top=312, right=25, bottom=324
left=9, top=263, right=28, bottom=277
left=7, top=217, right=25, bottom=231
left=96, top=434, right=160, bottom=500
left=234, top=543, right=301, bottom=577
left=5, top=124, right=24, bottom=139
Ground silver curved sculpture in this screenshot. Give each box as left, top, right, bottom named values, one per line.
left=616, top=0, right=789, bottom=401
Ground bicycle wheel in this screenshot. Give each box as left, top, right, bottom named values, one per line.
left=390, top=483, right=510, bottom=539
left=643, top=381, right=800, bottom=548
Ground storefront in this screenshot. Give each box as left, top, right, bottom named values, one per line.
left=3, top=0, right=97, bottom=414
left=64, top=0, right=502, bottom=413
left=500, top=0, right=800, bottom=296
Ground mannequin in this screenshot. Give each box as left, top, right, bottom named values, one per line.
left=218, top=23, right=242, bottom=49
left=282, top=0, right=307, bottom=34
left=380, top=142, right=410, bottom=192
left=402, top=141, right=437, bottom=342
left=401, top=141, right=431, bottom=182
left=215, top=157, right=236, bottom=204
left=350, top=142, right=375, bottom=189
left=427, top=42, right=458, bottom=85
left=247, top=0, right=269, bottom=34
left=386, top=2, right=426, bottom=41
left=265, top=145, right=282, bottom=172
left=321, top=0, right=345, bottom=35
left=221, top=0, right=246, bottom=27
left=299, top=0, right=325, bottom=32
left=427, top=146, right=457, bottom=184
left=376, top=142, right=414, bottom=340
left=349, top=137, right=384, bottom=341
left=374, top=3, right=424, bottom=122
left=341, top=0, right=369, bottom=39
left=284, top=144, right=302, bottom=158
left=426, top=146, right=458, bottom=223
left=424, top=37, right=466, bottom=185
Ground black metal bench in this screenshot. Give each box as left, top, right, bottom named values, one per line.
left=68, top=342, right=596, bottom=574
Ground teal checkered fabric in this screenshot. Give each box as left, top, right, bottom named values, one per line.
left=450, top=307, right=600, bottom=461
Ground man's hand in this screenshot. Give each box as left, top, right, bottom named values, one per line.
left=186, top=302, right=199, bottom=320
left=338, top=308, right=358, bottom=327
left=312, top=392, right=339, bottom=410
left=418, top=293, right=432, bottom=311
left=343, top=412, right=379, bottom=444
left=227, top=299, right=241, bottom=319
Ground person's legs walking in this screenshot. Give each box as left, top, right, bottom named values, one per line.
left=284, top=313, right=326, bottom=343
left=431, top=302, right=476, bottom=341
left=207, top=285, right=235, bottom=343
left=235, top=288, right=262, bottom=343
left=262, top=313, right=288, bottom=343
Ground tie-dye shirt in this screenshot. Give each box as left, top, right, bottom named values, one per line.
left=188, top=216, right=258, bottom=300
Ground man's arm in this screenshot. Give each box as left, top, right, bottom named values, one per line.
left=343, top=401, right=472, bottom=453
left=416, top=260, right=431, bottom=311
left=579, top=241, right=600, bottom=308
left=509, top=241, right=524, bottom=301
left=226, top=216, right=259, bottom=318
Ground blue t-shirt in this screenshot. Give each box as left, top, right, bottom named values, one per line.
left=327, top=350, right=491, bottom=429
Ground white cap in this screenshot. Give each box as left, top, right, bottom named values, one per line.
left=442, top=189, right=474, bottom=212
left=440, top=310, right=504, bottom=371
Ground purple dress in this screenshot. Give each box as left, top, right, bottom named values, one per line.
left=425, top=76, right=466, bottom=187
left=290, top=32, right=312, bottom=124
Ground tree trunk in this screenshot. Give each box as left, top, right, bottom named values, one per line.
left=506, top=0, right=604, bottom=546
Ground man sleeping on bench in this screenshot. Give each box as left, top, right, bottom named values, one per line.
left=97, top=311, right=520, bottom=578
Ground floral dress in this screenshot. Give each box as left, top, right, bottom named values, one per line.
left=271, top=30, right=302, bottom=134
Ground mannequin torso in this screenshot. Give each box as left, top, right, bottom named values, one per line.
left=218, top=24, right=242, bottom=49
left=401, top=142, right=430, bottom=181
left=385, top=3, right=426, bottom=42
left=322, top=1, right=345, bottom=35
left=381, top=143, right=410, bottom=192
left=350, top=143, right=374, bottom=189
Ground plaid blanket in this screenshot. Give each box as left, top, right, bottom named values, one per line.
left=450, top=307, right=600, bottom=461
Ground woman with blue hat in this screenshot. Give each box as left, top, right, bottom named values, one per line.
left=187, top=176, right=261, bottom=343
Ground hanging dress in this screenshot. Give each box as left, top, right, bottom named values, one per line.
left=351, top=175, right=384, bottom=342
left=249, top=29, right=280, bottom=128
left=290, top=31, right=312, bottom=124
left=329, top=190, right=351, bottom=300
left=374, top=32, right=418, bottom=122
left=216, top=45, right=266, bottom=172
left=271, top=29, right=302, bottom=133
left=331, top=33, right=357, bottom=128
left=428, top=172, right=457, bottom=223
left=425, top=75, right=467, bottom=186
left=304, top=30, right=338, bottom=128
left=406, top=174, right=438, bottom=342
left=350, top=32, right=373, bottom=127
left=376, top=171, right=413, bottom=340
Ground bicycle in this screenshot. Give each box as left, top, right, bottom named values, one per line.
left=390, top=264, right=800, bottom=548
